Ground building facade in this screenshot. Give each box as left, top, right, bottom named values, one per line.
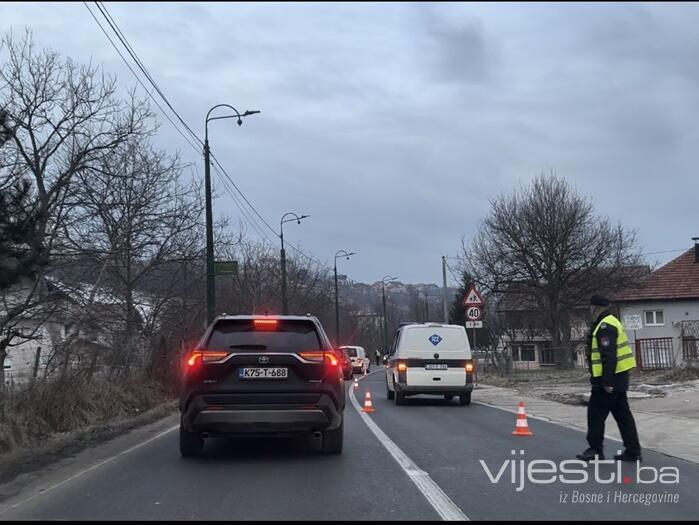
left=613, top=244, right=699, bottom=369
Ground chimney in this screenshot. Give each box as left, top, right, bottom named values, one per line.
left=693, top=237, right=699, bottom=263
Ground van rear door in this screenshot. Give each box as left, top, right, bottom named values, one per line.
left=402, top=326, right=471, bottom=388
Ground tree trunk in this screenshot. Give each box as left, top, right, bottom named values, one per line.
left=0, top=341, right=8, bottom=401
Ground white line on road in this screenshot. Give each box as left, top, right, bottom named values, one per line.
left=0, top=424, right=179, bottom=516
left=351, top=369, right=469, bottom=521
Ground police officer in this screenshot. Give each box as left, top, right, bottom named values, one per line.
left=576, top=295, right=642, bottom=462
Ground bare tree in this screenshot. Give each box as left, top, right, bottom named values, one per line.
left=0, top=30, right=149, bottom=392
left=463, top=172, right=642, bottom=367
left=61, top=133, right=205, bottom=377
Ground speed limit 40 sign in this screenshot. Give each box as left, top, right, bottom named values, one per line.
left=466, top=306, right=482, bottom=321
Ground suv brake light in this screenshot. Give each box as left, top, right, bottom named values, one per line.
left=253, top=319, right=278, bottom=330
left=186, top=350, right=229, bottom=367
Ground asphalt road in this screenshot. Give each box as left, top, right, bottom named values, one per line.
left=1, top=367, right=698, bottom=521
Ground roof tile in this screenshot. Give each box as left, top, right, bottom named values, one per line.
left=614, top=248, right=699, bottom=302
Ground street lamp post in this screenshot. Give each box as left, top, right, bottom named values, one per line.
left=333, top=250, right=356, bottom=345
left=280, top=212, right=309, bottom=315
left=203, top=104, right=260, bottom=326
left=381, top=275, right=398, bottom=353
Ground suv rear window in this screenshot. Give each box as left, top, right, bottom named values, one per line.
left=206, top=319, right=322, bottom=352
left=343, top=348, right=357, bottom=357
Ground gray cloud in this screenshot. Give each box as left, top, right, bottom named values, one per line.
left=2, top=2, right=699, bottom=284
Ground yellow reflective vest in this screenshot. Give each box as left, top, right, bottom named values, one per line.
left=590, top=314, right=636, bottom=377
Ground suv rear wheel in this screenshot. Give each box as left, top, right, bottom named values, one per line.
left=459, top=392, right=472, bottom=406
left=179, top=422, right=204, bottom=458
left=322, top=417, right=343, bottom=454
left=395, top=389, right=406, bottom=405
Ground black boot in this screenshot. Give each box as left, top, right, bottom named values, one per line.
left=576, top=448, right=605, bottom=461
left=614, top=450, right=642, bottom=462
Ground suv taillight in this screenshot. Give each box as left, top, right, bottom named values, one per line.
left=186, top=350, right=229, bottom=367
left=298, top=351, right=338, bottom=367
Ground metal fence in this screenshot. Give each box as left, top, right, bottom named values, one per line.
left=682, top=337, right=699, bottom=362
left=474, top=346, right=587, bottom=383
left=635, top=337, right=675, bottom=371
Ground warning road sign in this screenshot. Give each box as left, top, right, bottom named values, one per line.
left=463, top=285, right=484, bottom=307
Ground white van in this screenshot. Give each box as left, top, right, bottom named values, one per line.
left=340, top=345, right=370, bottom=374
left=385, top=323, right=474, bottom=405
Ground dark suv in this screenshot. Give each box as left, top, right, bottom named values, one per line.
left=179, top=315, right=345, bottom=456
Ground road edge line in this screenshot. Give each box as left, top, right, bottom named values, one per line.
left=0, top=424, right=179, bottom=516
left=352, top=369, right=469, bottom=521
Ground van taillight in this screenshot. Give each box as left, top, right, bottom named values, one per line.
left=397, top=362, right=407, bottom=372
left=465, top=361, right=474, bottom=373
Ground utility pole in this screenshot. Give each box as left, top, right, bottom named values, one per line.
left=203, top=104, right=260, bottom=326
left=203, top=137, right=215, bottom=326
left=334, top=263, right=339, bottom=342
left=280, top=230, right=288, bottom=315
left=442, top=256, right=449, bottom=323
left=382, top=283, right=388, bottom=352
left=381, top=275, right=397, bottom=352
left=333, top=250, right=355, bottom=345
left=280, top=212, right=310, bottom=315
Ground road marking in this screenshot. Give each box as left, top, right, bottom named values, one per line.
left=0, top=424, right=179, bottom=516
left=351, top=370, right=469, bottom=521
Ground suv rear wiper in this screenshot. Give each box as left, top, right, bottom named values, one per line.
left=229, top=344, right=268, bottom=350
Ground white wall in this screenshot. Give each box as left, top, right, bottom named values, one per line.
left=618, top=300, right=699, bottom=365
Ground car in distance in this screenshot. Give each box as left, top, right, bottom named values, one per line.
left=385, top=323, right=475, bottom=405
left=340, top=345, right=370, bottom=374
left=179, top=315, right=345, bottom=457
left=337, top=348, right=353, bottom=380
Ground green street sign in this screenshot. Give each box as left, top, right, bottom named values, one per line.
left=214, top=260, right=238, bottom=275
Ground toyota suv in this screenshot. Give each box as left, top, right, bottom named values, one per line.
left=179, top=315, right=345, bottom=456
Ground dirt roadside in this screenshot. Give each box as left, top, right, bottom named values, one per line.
left=478, top=367, right=699, bottom=420
left=0, top=399, right=178, bottom=487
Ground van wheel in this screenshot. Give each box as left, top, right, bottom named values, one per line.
left=444, top=394, right=454, bottom=401
left=459, top=392, right=472, bottom=406
left=395, top=390, right=406, bottom=405
left=322, top=417, right=343, bottom=454
left=387, top=383, right=395, bottom=400
left=179, top=423, right=204, bottom=458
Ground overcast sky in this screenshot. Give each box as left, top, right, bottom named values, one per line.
left=3, top=2, right=698, bottom=285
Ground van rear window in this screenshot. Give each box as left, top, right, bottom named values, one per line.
left=343, top=348, right=358, bottom=357
left=206, top=319, right=321, bottom=352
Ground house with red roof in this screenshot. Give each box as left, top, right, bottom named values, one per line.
left=613, top=240, right=699, bottom=369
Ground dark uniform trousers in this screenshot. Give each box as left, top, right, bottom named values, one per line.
left=587, top=385, right=641, bottom=456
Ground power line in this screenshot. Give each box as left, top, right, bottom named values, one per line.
left=640, top=248, right=688, bottom=257
left=83, top=2, right=201, bottom=155
left=444, top=259, right=462, bottom=287
left=86, top=2, right=331, bottom=273
left=94, top=2, right=202, bottom=147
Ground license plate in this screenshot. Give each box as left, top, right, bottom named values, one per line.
left=425, top=363, right=448, bottom=370
left=238, top=367, right=288, bottom=379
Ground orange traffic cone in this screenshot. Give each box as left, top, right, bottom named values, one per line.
left=353, top=378, right=359, bottom=390
left=512, top=402, right=533, bottom=436
left=362, top=391, right=375, bottom=413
